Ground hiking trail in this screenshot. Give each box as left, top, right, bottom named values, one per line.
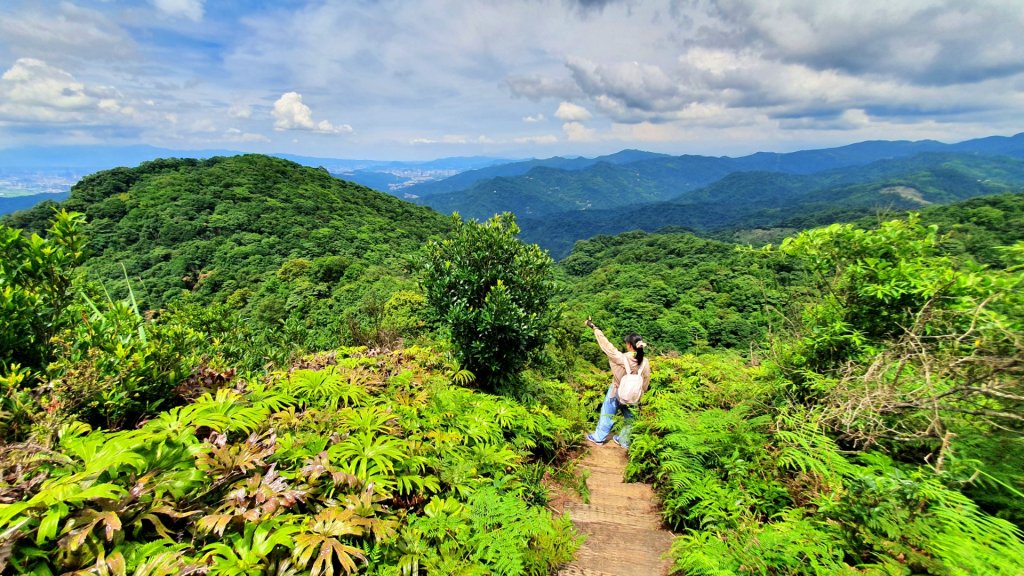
left=554, top=442, right=676, bottom=576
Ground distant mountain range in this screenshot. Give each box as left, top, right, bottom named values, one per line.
left=519, top=153, right=1024, bottom=256
left=411, top=133, right=1024, bottom=220
left=0, top=192, right=70, bottom=215
left=404, top=132, right=1024, bottom=257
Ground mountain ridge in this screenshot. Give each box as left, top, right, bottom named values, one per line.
left=518, top=152, right=1024, bottom=257
left=413, top=132, right=1024, bottom=223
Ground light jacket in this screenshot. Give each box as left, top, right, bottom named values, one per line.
left=592, top=327, right=651, bottom=394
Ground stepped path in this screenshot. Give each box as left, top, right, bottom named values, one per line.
left=555, top=442, right=676, bottom=576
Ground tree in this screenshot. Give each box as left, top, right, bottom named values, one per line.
left=1, top=209, right=86, bottom=374
left=421, top=213, right=556, bottom=389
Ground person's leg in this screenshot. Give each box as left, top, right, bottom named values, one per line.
left=614, top=404, right=635, bottom=448
left=590, top=383, right=618, bottom=442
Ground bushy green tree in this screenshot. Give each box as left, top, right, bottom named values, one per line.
left=0, top=209, right=86, bottom=374
left=421, top=213, right=556, bottom=389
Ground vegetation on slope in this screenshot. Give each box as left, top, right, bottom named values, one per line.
left=0, top=346, right=581, bottom=575
left=625, top=216, right=1024, bottom=574
left=1, top=206, right=586, bottom=575
left=2, top=152, right=1023, bottom=575
left=4, top=155, right=451, bottom=355
left=551, top=193, right=1024, bottom=359
left=554, top=230, right=804, bottom=354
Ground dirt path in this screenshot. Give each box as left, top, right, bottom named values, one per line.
left=555, top=443, right=676, bottom=576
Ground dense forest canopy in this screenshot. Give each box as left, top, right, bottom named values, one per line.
left=5, top=155, right=451, bottom=353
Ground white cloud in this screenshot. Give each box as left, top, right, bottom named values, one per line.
left=554, top=101, right=592, bottom=121
left=506, top=75, right=582, bottom=101
left=562, top=121, right=597, bottom=141
left=2, top=0, right=1024, bottom=156
left=225, top=127, right=270, bottom=142
left=228, top=104, right=253, bottom=119
left=513, top=134, right=559, bottom=144
left=272, top=92, right=353, bottom=134
left=0, top=58, right=134, bottom=124
left=0, top=3, right=136, bottom=66
left=151, top=0, right=205, bottom=22
left=409, top=134, right=496, bottom=145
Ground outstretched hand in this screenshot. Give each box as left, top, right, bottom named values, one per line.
left=585, top=316, right=596, bottom=329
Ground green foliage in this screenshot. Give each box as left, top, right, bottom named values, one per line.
left=9, top=155, right=450, bottom=353
left=874, top=193, right=1024, bottom=268
left=557, top=230, right=801, bottom=356
left=0, top=347, right=579, bottom=575
left=778, top=215, right=948, bottom=358
left=421, top=212, right=557, bottom=389
left=44, top=289, right=204, bottom=429
left=628, top=354, right=1024, bottom=575
left=0, top=209, right=86, bottom=373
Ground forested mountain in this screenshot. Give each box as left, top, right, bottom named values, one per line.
left=554, top=192, right=1024, bottom=355
left=554, top=231, right=802, bottom=353
left=413, top=133, right=1024, bottom=219
left=407, top=132, right=1024, bottom=204
left=2, top=148, right=1023, bottom=575
left=399, top=149, right=669, bottom=197
left=4, top=155, right=450, bottom=350
left=521, top=153, right=1024, bottom=257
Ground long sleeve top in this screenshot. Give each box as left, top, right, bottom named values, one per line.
left=592, top=327, right=651, bottom=393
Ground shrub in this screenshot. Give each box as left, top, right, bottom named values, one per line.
left=420, top=213, right=556, bottom=390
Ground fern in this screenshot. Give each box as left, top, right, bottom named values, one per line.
left=773, top=408, right=856, bottom=484
left=287, top=368, right=369, bottom=410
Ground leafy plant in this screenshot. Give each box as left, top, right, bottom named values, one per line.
left=420, top=212, right=556, bottom=390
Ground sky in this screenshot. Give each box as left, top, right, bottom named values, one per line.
left=1, top=0, right=1023, bottom=161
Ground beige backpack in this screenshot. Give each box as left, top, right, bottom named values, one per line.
left=616, top=354, right=645, bottom=405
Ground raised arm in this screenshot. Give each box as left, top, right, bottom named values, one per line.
left=592, top=328, right=623, bottom=361
left=586, top=317, right=625, bottom=365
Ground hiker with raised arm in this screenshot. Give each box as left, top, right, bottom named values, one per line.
left=584, top=316, right=651, bottom=449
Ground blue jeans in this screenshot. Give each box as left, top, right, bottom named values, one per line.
left=592, top=382, right=634, bottom=445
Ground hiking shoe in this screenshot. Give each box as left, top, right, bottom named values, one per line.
left=612, top=435, right=629, bottom=449
left=586, top=433, right=607, bottom=445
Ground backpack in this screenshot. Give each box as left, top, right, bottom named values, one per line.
left=616, top=354, right=645, bottom=405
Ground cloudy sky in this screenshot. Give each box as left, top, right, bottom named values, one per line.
left=1, top=0, right=1023, bottom=160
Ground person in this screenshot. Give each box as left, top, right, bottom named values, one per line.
left=584, top=317, right=651, bottom=449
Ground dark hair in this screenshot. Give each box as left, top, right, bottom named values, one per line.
left=624, top=333, right=645, bottom=364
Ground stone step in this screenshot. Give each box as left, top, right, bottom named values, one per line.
left=565, top=503, right=666, bottom=530
left=585, top=487, right=660, bottom=504
left=556, top=564, right=620, bottom=576
left=570, top=523, right=675, bottom=573
left=560, top=444, right=676, bottom=575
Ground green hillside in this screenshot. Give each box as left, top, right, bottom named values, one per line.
left=2, top=155, right=1023, bottom=575
left=416, top=162, right=669, bottom=220
left=552, top=192, right=1024, bottom=354
left=553, top=231, right=803, bottom=354
left=5, top=155, right=450, bottom=351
